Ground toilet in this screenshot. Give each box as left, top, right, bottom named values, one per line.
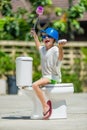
left=16, top=56, right=74, bottom=119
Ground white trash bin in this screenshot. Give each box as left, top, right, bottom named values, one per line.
left=16, top=56, right=33, bottom=88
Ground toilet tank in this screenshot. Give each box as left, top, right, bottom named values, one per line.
left=16, top=56, right=33, bottom=87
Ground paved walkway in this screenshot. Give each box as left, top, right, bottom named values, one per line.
left=0, top=93, right=87, bottom=130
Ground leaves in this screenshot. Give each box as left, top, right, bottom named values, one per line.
left=54, top=7, right=62, bottom=16
left=80, top=0, right=87, bottom=10
left=53, top=20, right=67, bottom=33
left=0, top=0, right=87, bottom=40
left=0, top=51, right=14, bottom=76
left=69, top=4, right=85, bottom=19
left=0, top=0, right=12, bottom=16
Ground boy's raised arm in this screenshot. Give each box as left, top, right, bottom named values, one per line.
left=58, top=39, right=67, bottom=61
left=31, top=29, right=41, bottom=50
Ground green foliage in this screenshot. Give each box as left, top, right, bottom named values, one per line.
left=0, top=0, right=87, bottom=40
left=29, top=0, right=52, bottom=7
left=54, top=7, right=62, bottom=16
left=62, top=69, right=82, bottom=93
left=62, top=60, right=83, bottom=93
left=53, top=20, right=67, bottom=33
left=0, top=11, right=32, bottom=40
left=52, top=0, right=87, bottom=39
left=81, top=47, right=87, bottom=56
left=69, top=19, right=84, bottom=36
left=0, top=0, right=53, bottom=40
left=0, top=0, right=12, bottom=16
left=80, top=0, right=87, bottom=10
left=0, top=50, right=14, bottom=77
left=62, top=47, right=87, bottom=92
left=69, top=5, right=85, bottom=19
left=66, top=0, right=87, bottom=39
left=81, top=48, right=87, bottom=84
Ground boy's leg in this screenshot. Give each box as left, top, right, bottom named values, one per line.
left=32, top=78, right=50, bottom=116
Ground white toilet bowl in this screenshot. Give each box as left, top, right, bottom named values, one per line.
left=20, top=83, right=74, bottom=119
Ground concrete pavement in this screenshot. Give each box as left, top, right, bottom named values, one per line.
left=0, top=93, right=87, bottom=130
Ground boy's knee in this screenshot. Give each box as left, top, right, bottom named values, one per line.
left=32, top=83, right=38, bottom=90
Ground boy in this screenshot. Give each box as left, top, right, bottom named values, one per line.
left=31, top=27, right=67, bottom=119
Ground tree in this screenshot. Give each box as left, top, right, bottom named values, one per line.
left=0, top=0, right=87, bottom=40
left=52, top=0, right=87, bottom=40
left=0, top=0, right=53, bottom=40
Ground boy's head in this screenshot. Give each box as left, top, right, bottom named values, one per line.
left=40, top=27, right=59, bottom=43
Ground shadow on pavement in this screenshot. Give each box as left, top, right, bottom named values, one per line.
left=2, top=116, right=31, bottom=120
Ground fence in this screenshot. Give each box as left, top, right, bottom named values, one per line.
left=0, top=41, right=87, bottom=80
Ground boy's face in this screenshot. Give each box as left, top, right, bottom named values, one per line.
left=42, top=34, right=55, bottom=49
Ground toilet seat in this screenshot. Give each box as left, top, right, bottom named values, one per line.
left=43, top=83, right=74, bottom=94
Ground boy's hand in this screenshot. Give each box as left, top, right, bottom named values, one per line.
left=58, top=39, right=67, bottom=48
left=58, top=39, right=67, bottom=60
left=30, top=28, right=37, bottom=37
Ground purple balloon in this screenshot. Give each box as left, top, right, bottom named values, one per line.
left=36, top=6, right=44, bottom=15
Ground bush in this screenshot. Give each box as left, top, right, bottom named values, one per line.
left=62, top=69, right=82, bottom=93
left=0, top=50, right=14, bottom=77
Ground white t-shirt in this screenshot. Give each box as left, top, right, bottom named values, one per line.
left=39, top=46, right=62, bottom=83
